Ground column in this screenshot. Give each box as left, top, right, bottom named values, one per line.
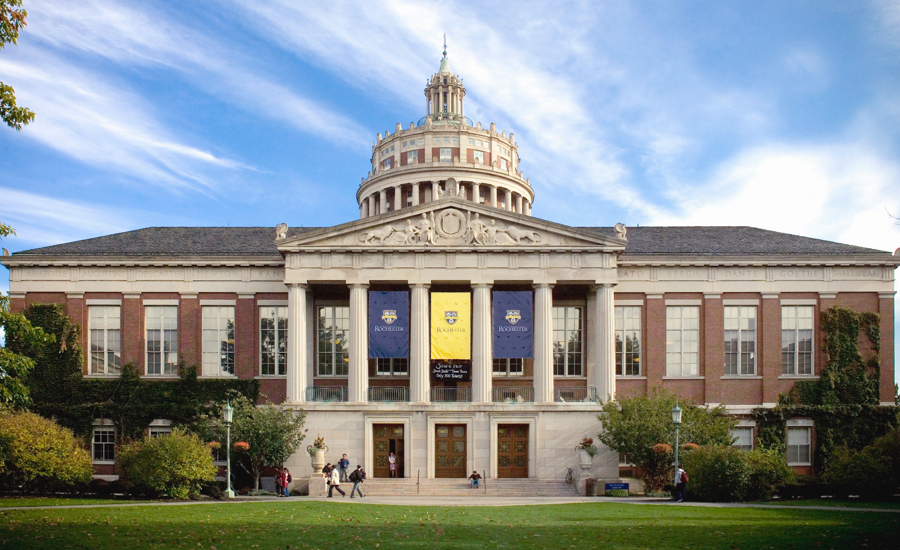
left=410, top=283, right=431, bottom=404
left=489, top=185, right=498, bottom=208
left=472, top=283, right=493, bottom=403
left=472, top=182, right=481, bottom=204
left=515, top=194, right=523, bottom=214
left=379, top=189, right=387, bottom=214
left=431, top=181, right=440, bottom=200
left=507, top=190, right=514, bottom=212
left=360, top=202, right=366, bottom=219
left=348, top=283, right=369, bottom=403
left=591, top=284, right=616, bottom=403
left=287, top=283, right=308, bottom=403
left=533, top=283, right=555, bottom=403
left=524, top=201, right=531, bottom=216
left=394, top=185, right=403, bottom=211
left=367, top=195, right=375, bottom=218
left=413, top=182, right=420, bottom=206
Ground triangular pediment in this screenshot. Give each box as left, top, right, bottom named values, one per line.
left=276, top=196, right=627, bottom=251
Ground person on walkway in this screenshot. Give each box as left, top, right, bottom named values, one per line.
left=349, top=464, right=365, bottom=498
left=339, top=454, right=351, bottom=482
left=674, top=465, right=688, bottom=502
left=323, top=463, right=333, bottom=477
left=275, top=467, right=285, bottom=497
left=388, top=452, right=397, bottom=478
left=328, top=467, right=345, bottom=497
left=468, top=470, right=482, bottom=489
left=283, top=468, right=292, bottom=497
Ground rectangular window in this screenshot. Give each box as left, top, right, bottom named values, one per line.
left=451, top=137, right=458, bottom=144
left=666, top=306, right=699, bottom=376
left=724, top=306, right=757, bottom=375
left=787, top=427, right=811, bottom=465
left=732, top=427, right=754, bottom=451
left=478, top=188, right=486, bottom=204
left=476, top=139, right=482, bottom=147
left=553, top=306, right=584, bottom=376
left=440, top=147, right=452, bottom=162
left=318, top=306, right=349, bottom=376
left=442, top=137, right=450, bottom=144
left=407, top=150, right=418, bottom=164
left=93, top=428, right=115, bottom=463
left=493, top=358, right=524, bottom=376
left=782, top=306, right=814, bottom=375
left=376, top=358, right=408, bottom=376
left=500, top=158, right=508, bottom=170
left=149, top=426, right=172, bottom=438
left=89, top=306, right=121, bottom=375
left=384, top=157, right=392, bottom=169
left=615, top=306, right=641, bottom=376
left=417, top=138, right=424, bottom=146
left=145, top=306, right=178, bottom=376
left=406, top=189, right=413, bottom=207
left=202, top=306, right=235, bottom=377
left=260, top=306, right=288, bottom=376
left=473, top=150, right=484, bottom=164
left=467, top=138, right=474, bottom=145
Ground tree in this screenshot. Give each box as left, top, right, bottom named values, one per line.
left=194, top=392, right=306, bottom=490
left=1, top=0, right=35, bottom=130
left=597, top=389, right=736, bottom=491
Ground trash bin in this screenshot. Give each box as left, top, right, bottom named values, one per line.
left=585, top=478, right=595, bottom=496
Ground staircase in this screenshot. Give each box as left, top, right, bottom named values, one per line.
left=353, top=478, right=581, bottom=497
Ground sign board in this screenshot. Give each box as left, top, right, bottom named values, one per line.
left=605, top=483, right=629, bottom=491
left=431, top=362, right=471, bottom=382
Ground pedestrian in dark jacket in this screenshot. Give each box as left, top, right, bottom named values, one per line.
left=349, top=465, right=365, bottom=498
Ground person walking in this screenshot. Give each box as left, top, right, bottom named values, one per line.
left=328, top=466, right=345, bottom=498
left=388, top=452, right=397, bottom=478
left=349, top=464, right=365, bottom=498
left=283, top=468, right=292, bottom=497
left=339, top=454, right=351, bottom=482
left=674, top=465, right=688, bottom=502
left=468, top=470, right=482, bottom=489
left=275, top=467, right=285, bottom=497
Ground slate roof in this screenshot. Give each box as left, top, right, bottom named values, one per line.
left=11, top=225, right=891, bottom=258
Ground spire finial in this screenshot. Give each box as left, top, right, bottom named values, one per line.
left=443, top=34, right=447, bottom=58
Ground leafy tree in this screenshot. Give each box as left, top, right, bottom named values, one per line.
left=194, top=392, right=306, bottom=490
left=1, top=0, right=35, bottom=130
left=118, top=428, right=217, bottom=499
left=0, top=410, right=92, bottom=493
left=597, top=389, right=736, bottom=491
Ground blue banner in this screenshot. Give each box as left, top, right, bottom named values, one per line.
left=368, top=291, right=409, bottom=358
left=492, top=291, right=533, bottom=358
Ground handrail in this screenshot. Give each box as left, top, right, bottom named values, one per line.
left=305, top=386, right=347, bottom=402
left=491, top=386, right=534, bottom=403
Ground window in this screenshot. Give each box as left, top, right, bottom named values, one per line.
left=384, top=157, right=392, bottom=169
left=500, top=158, right=508, bottom=170
left=407, top=150, right=418, bottom=164
left=440, top=147, right=451, bottom=162
left=145, top=306, right=178, bottom=375
left=553, top=306, right=583, bottom=376
left=479, top=188, right=486, bottom=204
left=615, top=306, right=641, bottom=376
left=202, top=306, right=235, bottom=377
left=149, top=426, right=172, bottom=438
left=442, top=136, right=450, bottom=144
left=493, top=358, right=523, bottom=376
left=476, top=139, right=482, bottom=147
left=260, top=306, right=287, bottom=376
left=406, top=189, right=413, bottom=207
left=725, top=306, right=756, bottom=375
left=467, top=138, right=474, bottom=145
left=473, top=150, right=484, bottom=164
left=93, top=428, right=115, bottom=463
left=417, top=138, right=424, bottom=146
left=732, top=427, right=754, bottom=451
left=318, top=306, right=349, bottom=376
left=376, top=358, right=408, bottom=376
left=666, top=306, right=699, bottom=376
left=787, top=427, right=811, bottom=465
left=782, top=306, right=813, bottom=375
left=451, top=137, right=458, bottom=144
left=89, top=306, right=121, bottom=375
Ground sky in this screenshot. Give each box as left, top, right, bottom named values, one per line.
left=1, top=0, right=899, bottom=385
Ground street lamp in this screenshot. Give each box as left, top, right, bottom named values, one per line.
left=672, top=403, right=683, bottom=469
left=223, top=402, right=235, bottom=499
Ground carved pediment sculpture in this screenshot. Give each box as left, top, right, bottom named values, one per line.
left=357, top=207, right=543, bottom=247
left=275, top=223, right=288, bottom=239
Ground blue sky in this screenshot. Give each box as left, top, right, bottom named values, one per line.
left=1, top=0, right=899, bottom=385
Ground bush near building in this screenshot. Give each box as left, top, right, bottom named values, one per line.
left=822, top=427, right=900, bottom=499
left=118, top=427, right=216, bottom=499
left=0, top=411, right=92, bottom=493
left=681, top=445, right=794, bottom=502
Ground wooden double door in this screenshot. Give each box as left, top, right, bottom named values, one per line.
left=497, top=424, right=529, bottom=478
left=435, top=424, right=467, bottom=478
left=373, top=424, right=404, bottom=478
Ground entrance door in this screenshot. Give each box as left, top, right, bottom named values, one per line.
left=497, top=424, right=528, bottom=478
left=435, top=424, right=467, bottom=478
left=373, top=424, right=404, bottom=478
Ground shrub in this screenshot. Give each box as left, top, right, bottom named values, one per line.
left=118, top=428, right=216, bottom=499
left=823, top=427, right=900, bottom=499
left=0, top=411, right=92, bottom=493
left=744, top=447, right=795, bottom=501
left=683, top=445, right=795, bottom=502
left=605, top=489, right=629, bottom=497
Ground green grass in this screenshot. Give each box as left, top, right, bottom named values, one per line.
left=760, top=498, right=900, bottom=510
left=0, top=501, right=897, bottom=549
left=0, top=496, right=158, bottom=508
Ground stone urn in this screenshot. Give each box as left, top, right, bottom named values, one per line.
left=577, top=448, right=595, bottom=472
left=308, top=445, right=328, bottom=474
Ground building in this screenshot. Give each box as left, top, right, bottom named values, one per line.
left=2, top=48, right=898, bottom=486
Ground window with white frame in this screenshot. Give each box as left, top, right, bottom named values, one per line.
left=473, top=150, right=484, bottom=164
left=478, top=188, right=486, bottom=204
left=440, top=147, right=452, bottom=162
left=145, top=306, right=178, bottom=376
left=318, top=305, right=349, bottom=376
left=202, top=306, right=235, bottom=377
left=732, top=427, right=754, bottom=451
left=787, top=426, right=811, bottom=465
left=666, top=306, right=699, bottom=376
left=407, top=150, right=418, bottom=164
left=260, top=306, right=287, bottom=376
left=417, top=138, right=424, bottom=146
left=89, top=306, right=121, bottom=375
left=725, top=306, right=757, bottom=375
left=376, top=358, right=408, bottom=376
left=442, top=136, right=450, bottom=144
left=93, top=427, right=116, bottom=463
left=782, top=306, right=814, bottom=375
left=493, top=358, right=524, bottom=376
left=149, top=426, right=172, bottom=438
left=467, top=138, right=474, bottom=145
left=384, top=157, right=392, bottom=169
left=500, top=158, right=508, bottom=170
left=406, top=189, right=413, bottom=207
left=615, top=306, right=641, bottom=376
left=553, top=306, right=583, bottom=376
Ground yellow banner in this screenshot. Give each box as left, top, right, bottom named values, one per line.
left=430, top=292, right=471, bottom=360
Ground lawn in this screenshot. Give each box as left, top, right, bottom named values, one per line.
left=0, top=500, right=896, bottom=549
left=0, top=496, right=154, bottom=508
left=759, top=498, right=900, bottom=510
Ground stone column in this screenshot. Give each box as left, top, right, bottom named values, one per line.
left=472, top=182, right=481, bottom=204
left=431, top=181, right=440, bottom=201
left=360, top=201, right=366, bottom=219
left=394, top=185, right=403, bottom=211
left=410, top=283, right=431, bottom=404
left=516, top=194, right=523, bottom=214
left=379, top=189, right=387, bottom=214
left=533, top=283, right=555, bottom=403
left=524, top=201, right=531, bottom=216
left=348, top=284, right=369, bottom=403
left=287, top=283, right=308, bottom=403
left=368, top=195, right=375, bottom=218
left=490, top=185, right=498, bottom=208
left=413, top=182, right=420, bottom=206
left=591, top=284, right=616, bottom=403
left=472, top=283, right=493, bottom=403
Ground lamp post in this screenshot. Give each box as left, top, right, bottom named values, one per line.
left=223, top=402, right=235, bottom=499
left=672, top=403, right=683, bottom=469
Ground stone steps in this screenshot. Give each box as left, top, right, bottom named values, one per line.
left=349, top=479, right=581, bottom=497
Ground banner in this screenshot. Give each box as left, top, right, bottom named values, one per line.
left=431, top=362, right=471, bottom=382
left=430, top=292, right=471, bottom=359
left=368, top=291, right=409, bottom=358
left=493, top=291, right=533, bottom=358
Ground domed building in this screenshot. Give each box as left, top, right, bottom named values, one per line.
left=2, top=46, right=897, bottom=493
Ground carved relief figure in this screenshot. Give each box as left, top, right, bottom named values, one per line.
left=359, top=225, right=400, bottom=245
left=403, top=219, right=421, bottom=244
left=505, top=225, right=542, bottom=244
left=484, top=219, right=499, bottom=245
left=275, top=223, right=288, bottom=239
left=415, top=212, right=436, bottom=245
left=615, top=222, right=627, bottom=239
left=465, top=212, right=487, bottom=245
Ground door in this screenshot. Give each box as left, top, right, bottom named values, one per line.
left=435, top=424, right=467, bottom=478
left=497, top=424, right=528, bottom=478
left=373, top=424, right=404, bottom=478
